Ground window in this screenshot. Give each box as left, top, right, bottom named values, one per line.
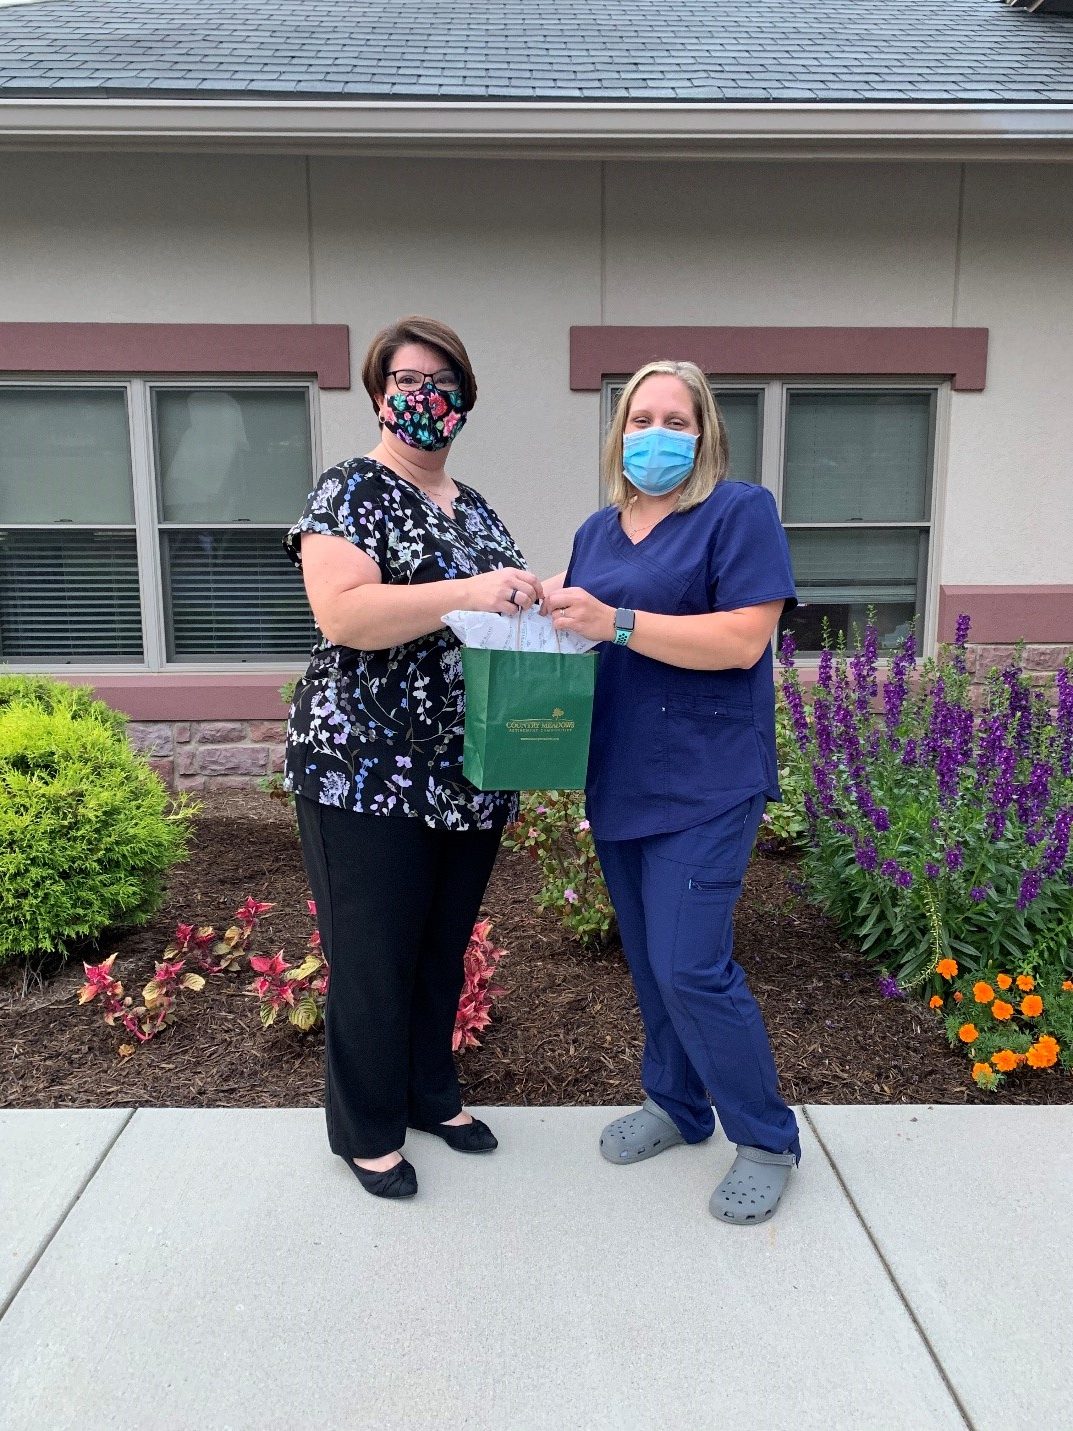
left=0, top=380, right=317, bottom=667
left=781, top=390, right=934, bottom=654
left=0, top=387, right=142, bottom=660
left=603, top=378, right=939, bottom=654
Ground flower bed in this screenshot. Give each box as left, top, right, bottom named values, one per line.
left=2, top=790, right=1071, bottom=1111
left=779, top=617, right=1073, bottom=1092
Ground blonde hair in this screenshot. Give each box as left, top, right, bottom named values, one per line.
left=602, top=360, right=729, bottom=512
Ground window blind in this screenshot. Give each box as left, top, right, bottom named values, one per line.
left=0, top=529, right=143, bottom=660
left=783, top=391, right=933, bottom=524
left=163, top=529, right=315, bottom=660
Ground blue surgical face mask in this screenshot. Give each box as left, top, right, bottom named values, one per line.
left=622, top=427, right=698, bottom=496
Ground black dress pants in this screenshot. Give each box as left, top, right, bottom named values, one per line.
left=295, top=795, right=502, bottom=1159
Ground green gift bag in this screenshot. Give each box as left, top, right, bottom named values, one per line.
left=461, top=646, right=597, bottom=792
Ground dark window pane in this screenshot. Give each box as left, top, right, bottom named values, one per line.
left=155, top=388, right=313, bottom=524
left=780, top=527, right=926, bottom=654
left=0, top=388, right=133, bottom=524
left=0, top=529, right=142, bottom=660
left=163, top=529, right=315, bottom=660
left=714, top=390, right=762, bottom=484
left=784, top=391, right=933, bottom=523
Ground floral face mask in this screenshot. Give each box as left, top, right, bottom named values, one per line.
left=383, top=383, right=467, bottom=452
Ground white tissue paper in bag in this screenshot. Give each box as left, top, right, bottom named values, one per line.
left=442, top=607, right=598, bottom=654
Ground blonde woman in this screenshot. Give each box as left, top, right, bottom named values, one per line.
left=542, top=361, right=800, bottom=1224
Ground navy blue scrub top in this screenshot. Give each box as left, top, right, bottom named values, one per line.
left=565, top=480, right=797, bottom=842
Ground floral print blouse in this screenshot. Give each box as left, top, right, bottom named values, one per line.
left=283, top=456, right=526, bottom=831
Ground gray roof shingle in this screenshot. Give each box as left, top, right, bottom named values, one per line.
left=0, top=0, right=1072, bottom=103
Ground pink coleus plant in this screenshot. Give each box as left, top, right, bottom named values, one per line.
left=453, top=918, right=507, bottom=1053
left=80, top=897, right=504, bottom=1056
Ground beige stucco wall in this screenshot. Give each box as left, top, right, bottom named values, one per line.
left=1, top=149, right=1070, bottom=590
left=947, top=163, right=1073, bottom=584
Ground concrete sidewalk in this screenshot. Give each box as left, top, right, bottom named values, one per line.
left=0, top=1105, right=1069, bottom=1431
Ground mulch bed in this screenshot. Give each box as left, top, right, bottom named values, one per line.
left=3, top=791, right=1071, bottom=1110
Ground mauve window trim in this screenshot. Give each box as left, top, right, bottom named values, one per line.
left=0, top=323, right=351, bottom=389
left=569, top=326, right=988, bottom=392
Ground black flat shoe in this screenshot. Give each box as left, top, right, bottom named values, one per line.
left=409, top=1117, right=498, bottom=1154
left=345, top=1155, right=417, bottom=1199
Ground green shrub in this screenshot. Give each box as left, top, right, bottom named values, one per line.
left=0, top=700, right=195, bottom=962
left=0, top=674, right=127, bottom=735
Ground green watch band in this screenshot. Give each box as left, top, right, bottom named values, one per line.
left=613, top=607, right=636, bottom=646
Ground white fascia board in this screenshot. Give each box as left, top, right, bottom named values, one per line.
left=2, top=98, right=1073, bottom=159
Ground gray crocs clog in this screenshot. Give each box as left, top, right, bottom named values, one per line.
left=600, top=1098, right=685, bottom=1164
left=710, top=1144, right=796, bottom=1224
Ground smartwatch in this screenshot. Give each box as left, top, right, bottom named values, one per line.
left=613, top=607, right=636, bottom=647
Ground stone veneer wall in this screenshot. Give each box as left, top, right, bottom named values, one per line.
left=965, top=643, right=1072, bottom=677
left=125, top=719, right=288, bottom=790
left=122, top=643, right=1072, bottom=789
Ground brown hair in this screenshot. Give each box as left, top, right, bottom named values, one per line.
left=602, top=360, right=729, bottom=513
left=361, top=315, right=478, bottom=416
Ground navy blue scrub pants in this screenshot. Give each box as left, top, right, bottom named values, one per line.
left=595, top=794, right=801, bottom=1161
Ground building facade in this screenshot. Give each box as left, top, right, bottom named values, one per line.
left=2, top=4, right=1072, bottom=784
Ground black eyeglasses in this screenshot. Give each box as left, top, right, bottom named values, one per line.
left=387, top=368, right=462, bottom=394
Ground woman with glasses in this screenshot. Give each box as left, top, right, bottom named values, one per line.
left=542, top=360, right=801, bottom=1225
left=283, top=316, right=541, bottom=1199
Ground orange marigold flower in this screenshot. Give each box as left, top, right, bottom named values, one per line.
left=1021, top=994, right=1044, bottom=1018
left=1026, top=1038, right=1059, bottom=1070
left=936, top=958, right=959, bottom=980
left=958, top=1023, right=979, bottom=1044
left=972, top=1061, right=992, bottom=1078
left=1062, top=980, right=1073, bottom=992
left=996, top=973, right=1013, bottom=990
left=953, top=991, right=965, bottom=1003
left=992, top=1049, right=1021, bottom=1073
left=1037, top=1035, right=1060, bottom=1055
left=973, top=981, right=995, bottom=1004
left=929, top=995, right=944, bottom=1010
left=991, top=999, right=1014, bottom=1022
left=1016, top=974, right=1036, bottom=992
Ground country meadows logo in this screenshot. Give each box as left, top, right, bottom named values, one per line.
left=506, top=706, right=576, bottom=736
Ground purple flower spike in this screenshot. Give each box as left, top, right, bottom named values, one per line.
left=954, top=613, right=972, bottom=648
left=925, top=862, right=940, bottom=880
left=1042, top=807, right=1073, bottom=879
left=855, top=841, right=879, bottom=872
left=895, top=868, right=913, bottom=889
left=1056, top=667, right=1073, bottom=776
left=878, top=975, right=905, bottom=999
left=945, top=846, right=964, bottom=872
left=970, top=886, right=989, bottom=903
left=1017, top=868, right=1044, bottom=910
